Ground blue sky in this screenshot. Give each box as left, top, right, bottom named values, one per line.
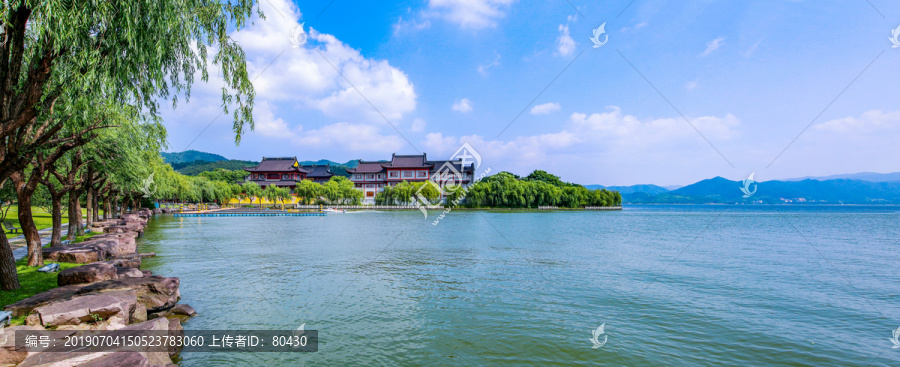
left=160, top=0, right=900, bottom=186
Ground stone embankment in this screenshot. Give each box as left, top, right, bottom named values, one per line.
left=1, top=208, right=192, bottom=366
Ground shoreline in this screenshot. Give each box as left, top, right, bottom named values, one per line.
left=1, top=208, right=194, bottom=365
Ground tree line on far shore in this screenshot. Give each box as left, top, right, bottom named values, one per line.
left=462, top=170, right=621, bottom=208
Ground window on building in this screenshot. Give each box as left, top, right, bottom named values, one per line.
left=389, top=171, right=399, bottom=178
left=257, top=174, right=265, bottom=180
left=354, top=174, right=362, bottom=180
left=282, top=174, right=290, bottom=180
left=367, top=174, right=375, bottom=180
left=417, top=171, right=427, bottom=178
left=403, top=171, right=413, bottom=178
left=377, top=174, right=384, bottom=179
left=267, top=173, right=279, bottom=180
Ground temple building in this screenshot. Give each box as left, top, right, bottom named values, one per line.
left=243, top=157, right=309, bottom=188
left=347, top=153, right=475, bottom=203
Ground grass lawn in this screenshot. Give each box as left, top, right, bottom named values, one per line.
left=2, top=205, right=105, bottom=236
left=0, top=258, right=81, bottom=311
left=0, top=231, right=102, bottom=321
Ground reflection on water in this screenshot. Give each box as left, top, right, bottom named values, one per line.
left=138, top=205, right=900, bottom=366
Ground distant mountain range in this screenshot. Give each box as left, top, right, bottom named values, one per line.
left=161, top=150, right=359, bottom=176
left=782, top=172, right=900, bottom=183
left=585, top=184, right=670, bottom=195
left=598, top=176, right=900, bottom=204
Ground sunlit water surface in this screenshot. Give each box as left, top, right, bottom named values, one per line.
left=138, top=205, right=900, bottom=366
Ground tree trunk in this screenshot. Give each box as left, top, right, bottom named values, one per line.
left=74, top=194, right=83, bottom=236
left=0, top=233, right=20, bottom=290
left=49, top=193, right=63, bottom=246
left=85, top=187, right=93, bottom=228
left=67, top=192, right=80, bottom=241
left=11, top=173, right=43, bottom=267
left=17, top=194, right=43, bottom=267
left=92, top=188, right=100, bottom=222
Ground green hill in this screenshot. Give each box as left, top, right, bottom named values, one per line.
left=175, top=160, right=258, bottom=175
left=161, top=150, right=228, bottom=164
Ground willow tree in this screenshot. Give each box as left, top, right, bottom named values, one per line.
left=0, top=0, right=258, bottom=290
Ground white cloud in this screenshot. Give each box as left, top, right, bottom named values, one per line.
left=294, top=122, right=405, bottom=153
left=422, top=106, right=740, bottom=176
left=253, top=101, right=298, bottom=138
left=813, top=110, right=900, bottom=133
left=225, top=0, right=416, bottom=125
left=700, top=37, right=725, bottom=57
left=685, top=80, right=698, bottom=90
left=411, top=118, right=427, bottom=132
left=556, top=24, right=576, bottom=57
left=427, top=0, right=515, bottom=29
left=452, top=98, right=473, bottom=113
left=530, top=102, right=561, bottom=115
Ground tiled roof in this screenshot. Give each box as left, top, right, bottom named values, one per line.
left=245, top=157, right=309, bottom=173
left=384, top=154, right=433, bottom=168
left=347, top=160, right=387, bottom=173
left=302, top=165, right=334, bottom=178
left=427, top=160, right=475, bottom=173
left=240, top=180, right=300, bottom=187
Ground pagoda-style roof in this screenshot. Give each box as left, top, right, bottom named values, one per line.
left=426, top=159, right=475, bottom=173
left=301, top=164, right=335, bottom=178
left=383, top=154, right=434, bottom=169
left=245, top=157, right=309, bottom=173
left=347, top=160, right=388, bottom=174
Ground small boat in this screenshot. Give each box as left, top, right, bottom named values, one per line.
left=322, top=208, right=346, bottom=213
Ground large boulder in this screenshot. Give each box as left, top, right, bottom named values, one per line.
left=92, top=232, right=138, bottom=255
left=26, top=291, right=137, bottom=327
left=3, top=284, right=85, bottom=317
left=76, top=276, right=180, bottom=313
left=171, top=304, right=196, bottom=317
left=103, top=223, right=144, bottom=236
left=118, top=318, right=177, bottom=365
left=0, top=326, right=42, bottom=366
left=58, top=263, right=117, bottom=286
left=42, top=245, right=109, bottom=264
left=100, top=256, right=141, bottom=269
left=116, top=267, right=144, bottom=279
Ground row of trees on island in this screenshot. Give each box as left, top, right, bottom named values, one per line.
left=463, top=171, right=621, bottom=208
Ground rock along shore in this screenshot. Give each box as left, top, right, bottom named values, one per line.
left=1, top=207, right=192, bottom=366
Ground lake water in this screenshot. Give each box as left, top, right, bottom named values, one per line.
left=138, top=205, right=900, bottom=366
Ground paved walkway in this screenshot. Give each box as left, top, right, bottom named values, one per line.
left=9, top=224, right=69, bottom=261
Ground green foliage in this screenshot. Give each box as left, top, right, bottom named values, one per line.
left=198, top=169, right=249, bottom=183
left=321, top=176, right=363, bottom=204
left=175, top=160, right=258, bottom=175
left=465, top=171, right=621, bottom=208
left=294, top=180, right=323, bottom=205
